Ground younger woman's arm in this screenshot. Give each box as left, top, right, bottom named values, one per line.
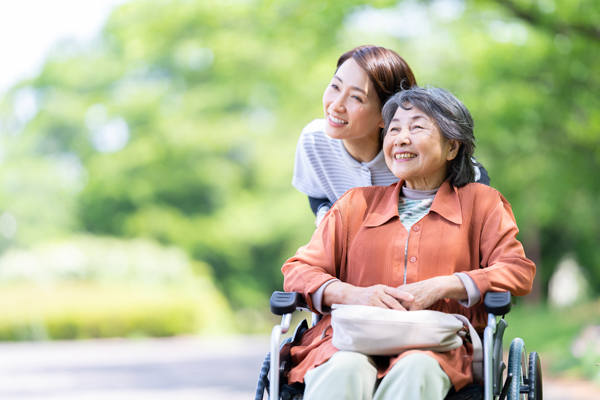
left=309, top=196, right=331, bottom=215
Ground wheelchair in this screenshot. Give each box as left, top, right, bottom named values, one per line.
left=256, top=291, right=543, bottom=400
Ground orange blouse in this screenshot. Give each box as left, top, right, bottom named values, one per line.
left=282, top=180, right=535, bottom=390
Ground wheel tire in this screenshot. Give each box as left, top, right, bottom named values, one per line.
left=528, top=351, right=543, bottom=400
left=507, top=338, right=526, bottom=400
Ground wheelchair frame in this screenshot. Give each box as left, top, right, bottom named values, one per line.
left=261, top=291, right=542, bottom=400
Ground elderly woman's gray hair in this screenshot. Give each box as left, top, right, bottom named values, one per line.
left=382, top=86, right=478, bottom=188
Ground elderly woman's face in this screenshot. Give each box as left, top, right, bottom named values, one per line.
left=383, top=105, right=459, bottom=190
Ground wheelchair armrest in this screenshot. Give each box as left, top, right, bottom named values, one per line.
left=484, top=291, right=512, bottom=315
left=270, top=291, right=308, bottom=315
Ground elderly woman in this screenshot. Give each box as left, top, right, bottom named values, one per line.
left=282, top=86, right=535, bottom=400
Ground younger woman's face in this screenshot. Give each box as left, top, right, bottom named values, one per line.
left=322, top=59, right=384, bottom=142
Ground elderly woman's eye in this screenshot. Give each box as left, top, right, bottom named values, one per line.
left=412, top=125, right=424, bottom=130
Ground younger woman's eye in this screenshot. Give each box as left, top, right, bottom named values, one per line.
left=352, top=95, right=364, bottom=103
left=331, top=84, right=339, bottom=90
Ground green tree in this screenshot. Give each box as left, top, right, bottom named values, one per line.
left=1, top=0, right=598, bottom=309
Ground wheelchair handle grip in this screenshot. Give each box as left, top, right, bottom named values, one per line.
left=270, top=291, right=308, bottom=315
left=484, top=291, right=512, bottom=315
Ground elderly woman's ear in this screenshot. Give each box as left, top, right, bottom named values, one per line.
left=446, top=139, right=461, bottom=161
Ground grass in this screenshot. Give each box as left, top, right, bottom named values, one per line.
left=502, top=298, right=600, bottom=380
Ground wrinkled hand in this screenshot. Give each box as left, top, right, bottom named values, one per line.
left=398, top=275, right=467, bottom=311
left=398, top=277, right=446, bottom=311
left=342, top=284, right=414, bottom=311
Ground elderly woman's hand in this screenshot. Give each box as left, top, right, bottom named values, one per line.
left=323, top=281, right=414, bottom=311
left=398, top=275, right=467, bottom=311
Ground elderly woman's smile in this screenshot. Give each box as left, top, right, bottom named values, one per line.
left=393, top=152, right=417, bottom=160
left=383, top=106, right=459, bottom=191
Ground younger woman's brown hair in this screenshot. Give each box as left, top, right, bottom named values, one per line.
left=336, top=45, right=417, bottom=107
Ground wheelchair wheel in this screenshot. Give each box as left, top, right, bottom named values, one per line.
left=528, top=351, right=543, bottom=400
left=507, top=338, right=527, bottom=400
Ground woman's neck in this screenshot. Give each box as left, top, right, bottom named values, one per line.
left=342, top=135, right=381, bottom=163
left=403, top=178, right=444, bottom=191
left=404, top=165, right=449, bottom=191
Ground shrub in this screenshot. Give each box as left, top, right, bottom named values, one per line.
left=0, top=236, right=234, bottom=340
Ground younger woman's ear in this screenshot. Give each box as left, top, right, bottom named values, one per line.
left=378, top=117, right=385, bottom=129
left=446, top=140, right=461, bottom=161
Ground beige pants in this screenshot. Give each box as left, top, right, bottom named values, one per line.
left=303, top=351, right=452, bottom=400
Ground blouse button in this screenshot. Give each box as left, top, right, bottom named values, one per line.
left=413, top=226, right=420, bottom=232
left=410, top=256, right=417, bottom=263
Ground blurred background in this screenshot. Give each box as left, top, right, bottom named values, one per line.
left=0, top=0, right=599, bottom=395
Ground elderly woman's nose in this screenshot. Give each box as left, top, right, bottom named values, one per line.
left=394, top=130, right=411, bottom=145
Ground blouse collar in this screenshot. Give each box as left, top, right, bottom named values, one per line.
left=364, top=179, right=463, bottom=227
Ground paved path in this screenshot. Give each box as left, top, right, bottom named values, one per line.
left=0, top=336, right=270, bottom=400
left=0, top=336, right=599, bottom=399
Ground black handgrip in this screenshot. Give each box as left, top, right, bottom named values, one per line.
left=270, top=291, right=307, bottom=315
left=484, top=291, right=512, bottom=315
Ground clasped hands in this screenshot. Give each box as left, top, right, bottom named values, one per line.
left=325, top=275, right=464, bottom=312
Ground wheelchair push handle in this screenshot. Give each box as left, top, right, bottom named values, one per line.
left=483, top=291, right=512, bottom=316
left=270, top=291, right=308, bottom=315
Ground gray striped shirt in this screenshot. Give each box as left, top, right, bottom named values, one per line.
left=292, top=119, right=399, bottom=202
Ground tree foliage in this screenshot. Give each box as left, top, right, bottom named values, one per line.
left=0, top=0, right=598, bottom=307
